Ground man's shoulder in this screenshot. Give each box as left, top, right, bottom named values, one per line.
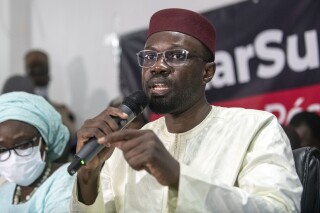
left=213, top=106, right=276, bottom=121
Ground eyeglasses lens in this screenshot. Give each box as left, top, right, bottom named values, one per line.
left=137, top=49, right=188, bottom=68
left=0, top=138, right=37, bottom=162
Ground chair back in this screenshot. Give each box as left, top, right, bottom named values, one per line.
left=293, top=147, right=320, bottom=213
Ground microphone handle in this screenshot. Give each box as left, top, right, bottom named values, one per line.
left=67, top=105, right=135, bottom=176
left=67, top=137, right=105, bottom=176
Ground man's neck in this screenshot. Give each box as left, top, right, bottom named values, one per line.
left=164, top=102, right=212, bottom=133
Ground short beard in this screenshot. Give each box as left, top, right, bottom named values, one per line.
left=149, top=96, right=174, bottom=114
left=148, top=91, right=191, bottom=115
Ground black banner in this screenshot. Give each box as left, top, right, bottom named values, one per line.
left=119, top=0, right=320, bottom=123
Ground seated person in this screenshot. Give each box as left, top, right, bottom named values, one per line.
left=0, top=92, right=75, bottom=212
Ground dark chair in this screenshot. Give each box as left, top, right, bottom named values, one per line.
left=293, top=147, right=320, bottom=213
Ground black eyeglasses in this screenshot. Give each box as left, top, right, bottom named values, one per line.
left=136, top=49, right=208, bottom=68
left=0, top=136, right=41, bottom=162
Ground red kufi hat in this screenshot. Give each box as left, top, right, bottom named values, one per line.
left=147, top=8, right=216, bottom=56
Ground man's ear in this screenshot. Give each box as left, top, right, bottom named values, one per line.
left=203, top=62, right=215, bottom=84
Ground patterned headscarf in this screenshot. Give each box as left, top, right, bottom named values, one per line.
left=0, top=92, right=69, bottom=161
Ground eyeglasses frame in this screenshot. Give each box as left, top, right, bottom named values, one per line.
left=0, top=136, right=41, bottom=162
left=136, top=49, right=209, bottom=68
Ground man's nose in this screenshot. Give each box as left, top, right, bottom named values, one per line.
left=150, top=55, right=171, bottom=75
left=154, top=53, right=169, bottom=67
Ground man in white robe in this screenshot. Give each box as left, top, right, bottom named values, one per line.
left=69, top=8, right=302, bottom=213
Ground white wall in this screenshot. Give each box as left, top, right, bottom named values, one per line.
left=0, top=0, right=246, bottom=128
left=0, top=0, right=11, bottom=84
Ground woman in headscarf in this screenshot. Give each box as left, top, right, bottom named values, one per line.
left=0, top=92, right=75, bottom=212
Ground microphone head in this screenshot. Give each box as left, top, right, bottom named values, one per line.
left=122, top=91, right=149, bottom=115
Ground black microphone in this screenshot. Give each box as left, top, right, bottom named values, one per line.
left=67, top=90, right=149, bottom=176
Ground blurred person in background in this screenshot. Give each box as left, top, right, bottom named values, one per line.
left=288, top=111, right=320, bottom=149
left=282, top=125, right=301, bottom=150
left=2, top=75, right=35, bottom=94
left=25, top=49, right=76, bottom=162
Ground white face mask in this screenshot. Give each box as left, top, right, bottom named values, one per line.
left=0, top=140, right=46, bottom=186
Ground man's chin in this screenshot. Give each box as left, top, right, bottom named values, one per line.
left=149, top=102, right=170, bottom=114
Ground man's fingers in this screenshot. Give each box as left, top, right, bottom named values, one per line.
left=106, top=129, right=149, bottom=144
